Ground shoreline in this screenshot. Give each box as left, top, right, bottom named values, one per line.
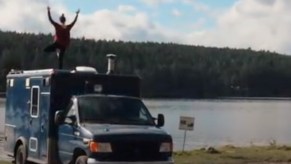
left=143, top=97, right=291, bottom=102
left=1, top=96, right=291, bottom=101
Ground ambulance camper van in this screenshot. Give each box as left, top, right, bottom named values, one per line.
left=4, top=55, right=173, bottom=164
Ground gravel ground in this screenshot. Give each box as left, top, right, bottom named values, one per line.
left=0, top=99, right=10, bottom=162
left=0, top=134, right=13, bottom=162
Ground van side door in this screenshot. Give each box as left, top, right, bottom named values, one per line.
left=58, top=100, right=78, bottom=163
left=28, top=84, right=41, bottom=160
left=28, top=77, right=49, bottom=162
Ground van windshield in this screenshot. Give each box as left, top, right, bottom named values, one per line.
left=77, top=96, right=155, bottom=126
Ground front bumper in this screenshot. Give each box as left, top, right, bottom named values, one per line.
left=87, top=158, right=174, bottom=164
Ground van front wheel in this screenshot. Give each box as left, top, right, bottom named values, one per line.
left=15, top=145, right=27, bottom=164
left=75, top=155, right=88, bottom=164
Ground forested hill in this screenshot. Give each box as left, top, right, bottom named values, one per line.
left=1, top=30, right=291, bottom=98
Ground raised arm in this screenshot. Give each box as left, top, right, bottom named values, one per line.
left=47, top=6, right=57, bottom=25
left=68, top=9, right=80, bottom=29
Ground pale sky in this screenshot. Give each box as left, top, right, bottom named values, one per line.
left=1, top=0, right=291, bottom=55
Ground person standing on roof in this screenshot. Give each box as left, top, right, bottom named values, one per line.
left=44, top=6, right=80, bottom=69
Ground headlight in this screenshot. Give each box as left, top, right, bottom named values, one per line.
left=89, top=142, right=112, bottom=153
left=159, top=142, right=172, bottom=152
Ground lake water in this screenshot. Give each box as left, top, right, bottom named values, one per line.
left=144, top=99, right=291, bottom=151
left=1, top=99, right=291, bottom=151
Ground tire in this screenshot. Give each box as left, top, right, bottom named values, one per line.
left=75, top=155, right=88, bottom=164
left=15, top=145, right=27, bottom=164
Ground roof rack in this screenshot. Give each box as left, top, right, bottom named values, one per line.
left=8, top=69, right=56, bottom=77
left=9, top=69, right=23, bottom=74
left=22, top=69, right=54, bottom=75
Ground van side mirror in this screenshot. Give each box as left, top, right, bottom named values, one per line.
left=157, top=114, right=164, bottom=127
left=55, top=111, right=64, bottom=125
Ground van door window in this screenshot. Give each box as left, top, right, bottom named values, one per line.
left=67, top=100, right=77, bottom=116
left=31, top=86, right=39, bottom=118
left=65, top=100, right=78, bottom=124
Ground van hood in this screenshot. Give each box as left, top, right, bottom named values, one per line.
left=81, top=123, right=171, bottom=142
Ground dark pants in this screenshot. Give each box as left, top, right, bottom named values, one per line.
left=44, top=42, right=66, bottom=69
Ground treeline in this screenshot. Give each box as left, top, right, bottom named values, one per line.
left=1, top=30, right=291, bottom=98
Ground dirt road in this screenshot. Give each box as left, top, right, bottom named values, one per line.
left=0, top=135, right=12, bottom=162
left=0, top=99, right=9, bottom=162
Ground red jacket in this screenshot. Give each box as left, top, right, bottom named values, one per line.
left=53, top=24, right=73, bottom=47
left=48, top=10, right=78, bottom=48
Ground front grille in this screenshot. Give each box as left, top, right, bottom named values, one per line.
left=94, top=141, right=170, bottom=161
left=113, top=141, right=160, bottom=161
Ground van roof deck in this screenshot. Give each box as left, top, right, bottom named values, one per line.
left=7, top=68, right=138, bottom=78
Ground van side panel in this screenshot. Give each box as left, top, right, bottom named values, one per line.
left=4, top=77, right=30, bottom=155
left=5, top=75, right=51, bottom=163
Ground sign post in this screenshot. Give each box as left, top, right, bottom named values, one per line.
left=179, top=116, right=194, bottom=152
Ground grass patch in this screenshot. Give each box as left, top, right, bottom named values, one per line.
left=174, top=145, right=291, bottom=164
left=2, top=145, right=291, bottom=164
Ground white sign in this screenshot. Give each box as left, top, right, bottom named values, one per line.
left=179, top=116, right=194, bottom=131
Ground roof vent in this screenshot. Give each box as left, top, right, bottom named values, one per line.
left=75, top=66, right=98, bottom=74
left=106, top=54, right=116, bottom=74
